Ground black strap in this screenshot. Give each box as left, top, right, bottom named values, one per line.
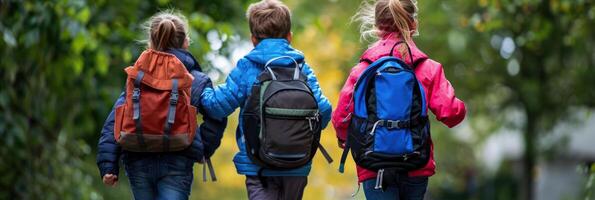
left=202, top=157, right=218, bottom=182
left=257, top=168, right=268, bottom=188
left=389, top=41, right=414, bottom=65
left=338, top=137, right=350, bottom=173
left=318, top=144, right=333, bottom=164
left=163, top=79, right=179, bottom=152
left=360, top=58, right=374, bottom=64
left=132, top=71, right=146, bottom=150
left=359, top=41, right=415, bottom=67
left=376, top=116, right=427, bottom=129
left=206, top=157, right=217, bottom=181
left=202, top=158, right=208, bottom=182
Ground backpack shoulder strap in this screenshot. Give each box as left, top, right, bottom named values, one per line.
left=360, top=41, right=417, bottom=68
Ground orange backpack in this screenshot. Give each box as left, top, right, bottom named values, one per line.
left=114, top=49, right=196, bottom=152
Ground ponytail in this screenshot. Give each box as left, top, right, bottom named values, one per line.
left=353, top=0, right=417, bottom=59
left=388, top=0, right=413, bottom=43
left=145, top=10, right=189, bottom=51
left=154, top=19, right=176, bottom=51
left=388, top=0, right=416, bottom=58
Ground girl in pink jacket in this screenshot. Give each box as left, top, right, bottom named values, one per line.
left=332, top=0, right=466, bottom=199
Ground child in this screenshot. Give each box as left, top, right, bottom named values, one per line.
left=96, top=11, right=227, bottom=200
left=200, top=0, right=332, bottom=199
left=332, top=0, right=466, bottom=199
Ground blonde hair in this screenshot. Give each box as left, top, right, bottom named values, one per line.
left=353, top=0, right=418, bottom=57
left=143, top=10, right=189, bottom=51
left=246, top=0, right=292, bottom=40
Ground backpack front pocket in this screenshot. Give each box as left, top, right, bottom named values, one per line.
left=261, top=108, right=318, bottom=161
left=372, top=127, right=413, bottom=155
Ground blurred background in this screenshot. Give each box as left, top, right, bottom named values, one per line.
left=1, top=0, right=594, bottom=199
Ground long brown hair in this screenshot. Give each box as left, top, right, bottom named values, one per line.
left=353, top=0, right=418, bottom=58
left=144, top=10, right=189, bottom=51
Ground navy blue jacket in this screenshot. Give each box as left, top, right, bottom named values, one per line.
left=96, top=49, right=227, bottom=178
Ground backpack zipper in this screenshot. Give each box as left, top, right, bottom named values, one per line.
left=306, top=112, right=319, bottom=131
left=267, top=112, right=319, bottom=132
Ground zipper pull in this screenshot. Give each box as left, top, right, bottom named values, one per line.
left=379, top=169, right=384, bottom=189
left=307, top=117, right=313, bottom=131
left=374, top=169, right=384, bottom=189
left=342, top=113, right=352, bottom=123
left=345, top=95, right=353, bottom=111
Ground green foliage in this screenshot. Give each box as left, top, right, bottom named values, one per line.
left=0, top=0, right=248, bottom=199
left=1, top=0, right=594, bottom=199
left=456, top=1, right=595, bottom=199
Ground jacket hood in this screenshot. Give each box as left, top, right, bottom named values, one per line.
left=361, top=32, right=428, bottom=66
left=245, top=39, right=305, bottom=67
left=167, top=48, right=202, bottom=72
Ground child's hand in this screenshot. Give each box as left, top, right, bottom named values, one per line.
left=102, top=174, right=118, bottom=187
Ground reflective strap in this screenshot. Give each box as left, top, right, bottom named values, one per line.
left=263, top=56, right=301, bottom=80
left=318, top=144, right=333, bottom=164
left=266, top=67, right=277, bottom=80
left=293, top=62, right=301, bottom=80
left=369, top=120, right=382, bottom=135
left=163, top=79, right=179, bottom=152
left=376, top=169, right=386, bottom=190
left=132, top=71, right=146, bottom=150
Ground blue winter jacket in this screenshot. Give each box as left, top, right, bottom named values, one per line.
left=201, top=39, right=332, bottom=176
left=96, top=48, right=227, bottom=178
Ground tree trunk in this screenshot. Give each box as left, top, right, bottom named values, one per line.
left=523, top=114, right=536, bottom=200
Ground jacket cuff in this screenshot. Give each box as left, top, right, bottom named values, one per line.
left=98, top=162, right=119, bottom=178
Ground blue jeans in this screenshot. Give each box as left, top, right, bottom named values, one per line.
left=363, top=174, right=428, bottom=200
left=124, top=154, right=194, bottom=200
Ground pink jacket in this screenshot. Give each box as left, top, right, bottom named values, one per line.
left=332, top=33, right=466, bottom=182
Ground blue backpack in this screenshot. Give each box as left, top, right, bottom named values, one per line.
left=338, top=42, right=431, bottom=189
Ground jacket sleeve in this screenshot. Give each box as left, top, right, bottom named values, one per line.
left=198, top=106, right=227, bottom=159
left=424, top=60, right=466, bottom=128
left=332, top=63, right=367, bottom=141
left=200, top=59, right=249, bottom=119
left=191, top=71, right=227, bottom=161
left=301, top=63, right=332, bottom=129
left=96, top=92, right=125, bottom=178
left=189, top=71, right=228, bottom=159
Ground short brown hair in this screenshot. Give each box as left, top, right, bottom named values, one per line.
left=246, top=0, right=292, bottom=40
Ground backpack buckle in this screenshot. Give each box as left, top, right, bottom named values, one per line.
left=386, top=120, right=401, bottom=129
left=170, top=92, right=179, bottom=105
left=132, top=88, right=140, bottom=102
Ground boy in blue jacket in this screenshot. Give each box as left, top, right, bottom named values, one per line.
left=200, top=1, right=332, bottom=199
